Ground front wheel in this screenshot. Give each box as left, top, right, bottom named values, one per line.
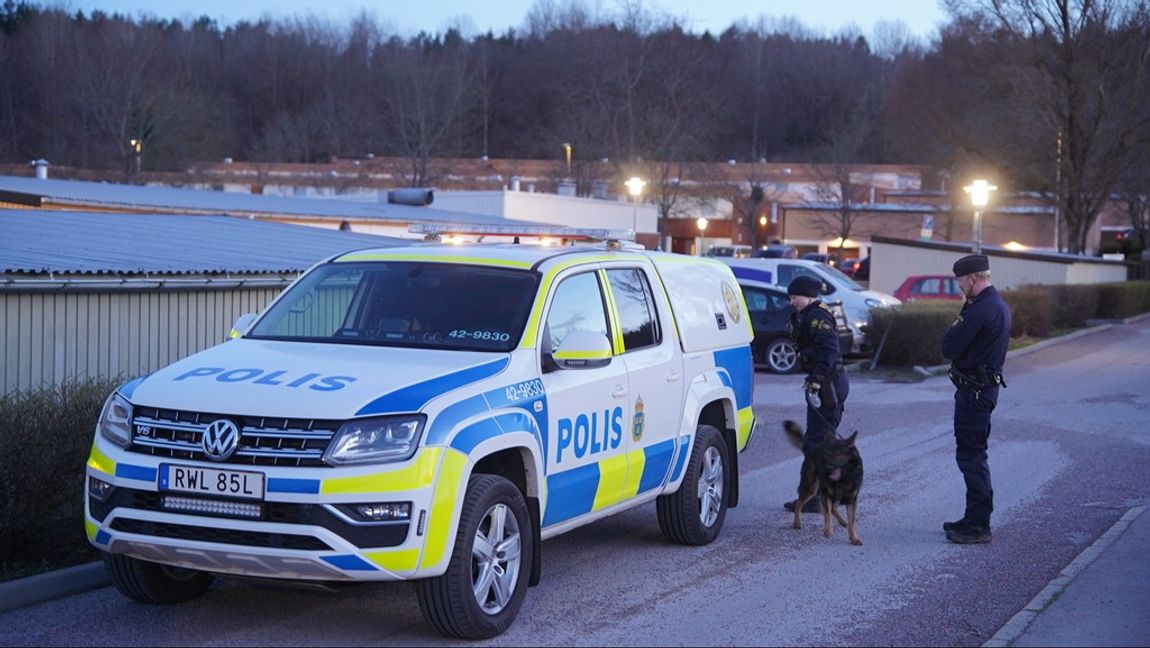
left=416, top=474, right=533, bottom=640
left=656, top=424, right=730, bottom=545
left=103, top=552, right=214, bottom=604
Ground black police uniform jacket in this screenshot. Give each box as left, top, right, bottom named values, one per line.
left=942, top=285, right=1011, bottom=377
left=790, top=300, right=841, bottom=383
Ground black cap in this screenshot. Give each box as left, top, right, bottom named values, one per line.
left=787, top=275, right=821, bottom=298
left=953, top=254, right=990, bottom=277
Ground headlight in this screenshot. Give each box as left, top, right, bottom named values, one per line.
left=864, top=298, right=882, bottom=308
left=324, top=415, right=426, bottom=466
left=98, top=392, right=133, bottom=448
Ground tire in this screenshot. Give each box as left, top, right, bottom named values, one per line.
left=102, top=552, right=214, bottom=604
left=416, top=474, right=533, bottom=640
left=765, top=337, right=799, bottom=374
left=656, top=424, right=730, bottom=545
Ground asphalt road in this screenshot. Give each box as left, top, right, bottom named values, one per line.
left=2, top=318, right=1148, bottom=646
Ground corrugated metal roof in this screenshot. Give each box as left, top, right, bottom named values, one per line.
left=1, top=211, right=406, bottom=275
left=0, top=175, right=534, bottom=226
left=789, top=201, right=1054, bottom=215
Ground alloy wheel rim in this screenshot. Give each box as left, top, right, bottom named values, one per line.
left=471, top=502, right=522, bottom=615
left=696, top=446, right=724, bottom=527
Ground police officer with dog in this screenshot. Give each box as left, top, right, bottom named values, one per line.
left=783, top=274, right=850, bottom=514
left=941, top=254, right=1011, bottom=544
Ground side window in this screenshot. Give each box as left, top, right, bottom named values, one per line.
left=913, top=278, right=940, bottom=295
left=545, top=272, right=610, bottom=352
left=778, top=264, right=834, bottom=295
left=742, top=287, right=768, bottom=313
left=606, top=268, right=661, bottom=351
left=944, top=278, right=961, bottom=296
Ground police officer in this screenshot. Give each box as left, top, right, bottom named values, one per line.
left=941, top=254, right=1011, bottom=544
left=783, top=274, right=850, bottom=513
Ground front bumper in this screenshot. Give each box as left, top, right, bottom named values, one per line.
left=85, top=439, right=451, bottom=582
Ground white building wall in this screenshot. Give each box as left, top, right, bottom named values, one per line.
left=1, top=286, right=283, bottom=395
left=433, top=190, right=659, bottom=233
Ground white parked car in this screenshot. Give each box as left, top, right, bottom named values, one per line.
left=85, top=226, right=758, bottom=639
left=718, top=257, right=901, bottom=354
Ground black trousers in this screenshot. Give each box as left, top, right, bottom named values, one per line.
left=804, top=371, right=849, bottom=449
left=953, top=385, right=999, bottom=527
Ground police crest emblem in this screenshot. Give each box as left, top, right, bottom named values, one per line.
left=632, top=395, right=645, bottom=441
left=721, top=282, right=741, bottom=324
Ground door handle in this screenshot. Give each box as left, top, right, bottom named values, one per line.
left=611, top=385, right=627, bottom=398
left=666, top=371, right=681, bottom=383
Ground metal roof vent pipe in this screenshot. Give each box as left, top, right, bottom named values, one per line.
left=387, top=188, right=434, bottom=206
left=30, top=159, right=49, bottom=179
left=510, top=176, right=521, bottom=191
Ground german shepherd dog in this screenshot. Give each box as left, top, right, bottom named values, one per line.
left=784, top=420, right=864, bottom=545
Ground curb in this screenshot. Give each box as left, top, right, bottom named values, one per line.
left=982, top=505, right=1148, bottom=648
left=0, top=561, right=108, bottom=615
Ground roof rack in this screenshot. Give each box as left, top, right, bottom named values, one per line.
left=409, top=223, right=638, bottom=247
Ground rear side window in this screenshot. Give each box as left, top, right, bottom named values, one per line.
left=606, top=268, right=661, bottom=351
left=913, top=278, right=941, bottom=295
left=741, top=287, right=790, bottom=313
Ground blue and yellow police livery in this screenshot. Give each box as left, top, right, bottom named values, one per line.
left=85, top=227, right=757, bottom=639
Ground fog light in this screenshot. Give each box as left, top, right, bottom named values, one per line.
left=335, top=502, right=411, bottom=522
left=88, top=476, right=115, bottom=501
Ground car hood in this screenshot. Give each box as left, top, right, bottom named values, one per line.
left=122, top=339, right=510, bottom=419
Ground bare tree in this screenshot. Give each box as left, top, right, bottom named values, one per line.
left=944, top=0, right=1150, bottom=253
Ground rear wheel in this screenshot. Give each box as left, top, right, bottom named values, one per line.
left=765, top=338, right=799, bottom=374
left=656, top=424, right=730, bottom=545
left=103, top=552, right=214, bottom=604
left=416, top=474, right=533, bottom=640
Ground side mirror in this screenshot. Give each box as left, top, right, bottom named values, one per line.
left=229, top=313, right=257, bottom=340
left=551, top=330, right=613, bottom=370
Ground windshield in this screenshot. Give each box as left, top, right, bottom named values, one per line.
left=247, top=262, right=539, bottom=352
left=816, top=264, right=866, bottom=291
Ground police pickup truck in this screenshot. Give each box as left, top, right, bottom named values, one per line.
left=85, top=226, right=757, bottom=639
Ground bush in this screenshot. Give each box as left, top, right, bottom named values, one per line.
left=1002, top=287, right=1054, bottom=338
left=865, top=302, right=960, bottom=367
left=0, top=376, right=120, bottom=580
left=1046, top=284, right=1099, bottom=329
left=1095, top=281, right=1150, bottom=319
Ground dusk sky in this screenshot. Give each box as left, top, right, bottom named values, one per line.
left=61, top=0, right=949, bottom=39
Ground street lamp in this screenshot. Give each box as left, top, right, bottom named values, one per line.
left=696, top=217, right=709, bottom=256
left=625, top=176, right=646, bottom=234
left=562, top=143, right=572, bottom=175
left=129, top=138, right=143, bottom=175
left=963, top=179, right=997, bottom=254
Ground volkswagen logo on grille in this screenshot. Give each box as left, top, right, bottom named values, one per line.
left=202, top=419, right=240, bottom=461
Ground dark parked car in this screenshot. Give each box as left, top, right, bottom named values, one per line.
left=839, top=258, right=862, bottom=277
left=739, top=284, right=853, bottom=373
left=853, top=257, right=870, bottom=280
left=801, top=252, right=840, bottom=267
left=757, top=243, right=798, bottom=259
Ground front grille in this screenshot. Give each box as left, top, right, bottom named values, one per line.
left=130, top=407, right=340, bottom=467
left=92, top=487, right=410, bottom=549
left=111, top=518, right=332, bottom=551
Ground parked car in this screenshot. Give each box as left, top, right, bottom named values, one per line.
left=757, top=243, right=797, bottom=259
left=800, top=252, right=840, bottom=267
left=853, top=257, right=870, bottom=281
left=720, top=257, right=901, bottom=355
left=893, top=274, right=964, bottom=302
left=705, top=244, right=754, bottom=258
left=838, top=258, right=862, bottom=277
left=739, top=283, right=853, bottom=373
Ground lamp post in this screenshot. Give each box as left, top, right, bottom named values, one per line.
left=129, top=138, right=142, bottom=175
left=696, top=217, right=708, bottom=256
left=625, top=176, right=646, bottom=234
left=562, top=143, right=572, bottom=176
left=963, top=179, right=997, bottom=254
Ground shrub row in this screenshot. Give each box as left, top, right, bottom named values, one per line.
left=0, top=377, right=119, bottom=580
left=866, top=280, right=1150, bottom=367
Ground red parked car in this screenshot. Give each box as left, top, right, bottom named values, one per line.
left=893, top=275, right=964, bottom=302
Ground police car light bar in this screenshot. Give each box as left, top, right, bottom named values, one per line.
left=409, top=223, right=636, bottom=243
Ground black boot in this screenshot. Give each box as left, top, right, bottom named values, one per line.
left=946, top=525, right=992, bottom=544
left=942, top=518, right=970, bottom=533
